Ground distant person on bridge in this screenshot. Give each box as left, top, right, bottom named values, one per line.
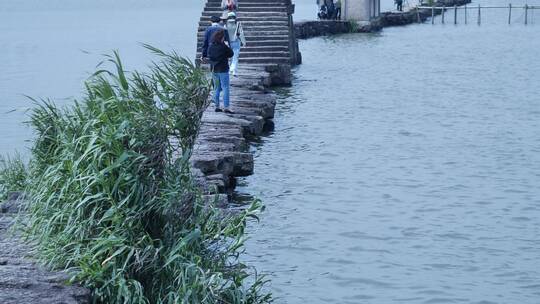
left=226, top=12, right=246, bottom=77
left=335, top=0, right=342, bottom=20
left=395, top=0, right=403, bottom=11
left=221, top=0, right=237, bottom=12
left=325, top=0, right=335, bottom=19
left=208, top=29, right=235, bottom=114
left=202, top=16, right=230, bottom=63
left=318, top=3, right=329, bottom=19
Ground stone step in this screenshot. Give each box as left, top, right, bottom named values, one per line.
left=191, top=151, right=254, bottom=177
left=197, top=31, right=290, bottom=38
left=196, top=50, right=290, bottom=59
left=239, top=51, right=290, bottom=58
left=202, top=11, right=288, bottom=17
left=197, top=40, right=290, bottom=49
left=238, top=46, right=290, bottom=52
left=206, top=2, right=286, bottom=5
left=206, top=2, right=286, bottom=7
left=198, top=21, right=289, bottom=27
left=197, top=25, right=289, bottom=32
left=244, top=35, right=289, bottom=41
left=205, top=5, right=287, bottom=10
left=248, top=31, right=290, bottom=37
left=238, top=57, right=291, bottom=64
left=200, top=16, right=289, bottom=22
left=204, top=9, right=287, bottom=15
left=205, top=0, right=285, bottom=2
left=197, top=36, right=290, bottom=44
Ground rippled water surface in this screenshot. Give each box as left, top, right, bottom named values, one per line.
left=240, top=1, right=540, bottom=303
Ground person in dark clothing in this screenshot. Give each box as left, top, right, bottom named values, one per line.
left=395, top=0, right=403, bottom=11
left=208, top=29, right=234, bottom=113
left=335, top=0, right=342, bottom=20
left=325, top=0, right=335, bottom=19
left=201, top=16, right=230, bottom=61
left=318, top=4, right=329, bottom=19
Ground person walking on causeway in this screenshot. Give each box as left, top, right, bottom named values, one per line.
left=226, top=11, right=246, bottom=77
left=208, top=29, right=235, bottom=114
left=325, top=0, right=335, bottom=19
left=202, top=15, right=230, bottom=63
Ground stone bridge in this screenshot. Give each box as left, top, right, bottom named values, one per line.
left=191, top=0, right=301, bottom=202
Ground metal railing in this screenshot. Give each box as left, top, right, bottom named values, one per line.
left=416, top=4, right=539, bottom=25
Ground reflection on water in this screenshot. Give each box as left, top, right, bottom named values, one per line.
left=240, top=1, right=540, bottom=303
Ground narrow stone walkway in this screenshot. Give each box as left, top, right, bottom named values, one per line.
left=0, top=195, right=90, bottom=304
left=192, top=0, right=299, bottom=200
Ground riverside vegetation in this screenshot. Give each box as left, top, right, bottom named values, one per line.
left=0, top=46, right=271, bottom=304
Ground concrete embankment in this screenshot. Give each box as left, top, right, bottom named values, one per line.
left=294, top=0, right=472, bottom=39
left=294, top=20, right=381, bottom=39
left=0, top=194, right=90, bottom=304
left=381, top=0, right=472, bottom=26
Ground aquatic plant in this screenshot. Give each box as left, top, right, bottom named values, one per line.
left=0, top=153, right=27, bottom=201
left=19, top=47, right=271, bottom=303
left=348, top=20, right=360, bottom=33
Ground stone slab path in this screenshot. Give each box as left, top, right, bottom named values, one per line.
left=0, top=195, right=90, bottom=304
left=192, top=0, right=298, bottom=200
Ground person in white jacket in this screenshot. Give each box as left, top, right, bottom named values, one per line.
left=225, top=12, right=246, bottom=76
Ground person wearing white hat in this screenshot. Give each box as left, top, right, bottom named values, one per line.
left=225, top=11, right=246, bottom=77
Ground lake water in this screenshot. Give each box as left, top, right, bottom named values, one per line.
left=239, top=0, right=540, bottom=303
left=0, top=0, right=201, bottom=156
left=1, top=0, right=540, bottom=303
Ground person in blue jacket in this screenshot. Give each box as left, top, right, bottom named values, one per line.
left=202, top=16, right=230, bottom=62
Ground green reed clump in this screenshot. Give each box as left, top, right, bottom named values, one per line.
left=348, top=20, right=360, bottom=33
left=22, top=47, right=271, bottom=304
left=0, top=153, right=28, bottom=201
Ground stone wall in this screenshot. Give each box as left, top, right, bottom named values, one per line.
left=294, top=20, right=382, bottom=39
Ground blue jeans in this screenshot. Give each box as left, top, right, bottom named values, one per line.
left=213, top=72, right=230, bottom=108
left=230, top=40, right=241, bottom=74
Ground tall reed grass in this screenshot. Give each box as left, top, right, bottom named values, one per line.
left=0, top=153, right=27, bottom=200
left=17, top=47, right=270, bottom=303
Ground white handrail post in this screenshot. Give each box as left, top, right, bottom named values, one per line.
left=477, top=4, right=481, bottom=26
left=442, top=5, right=445, bottom=24
left=454, top=5, right=458, bottom=24
left=508, top=3, right=512, bottom=25
left=432, top=5, right=435, bottom=24
left=525, top=4, right=528, bottom=25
